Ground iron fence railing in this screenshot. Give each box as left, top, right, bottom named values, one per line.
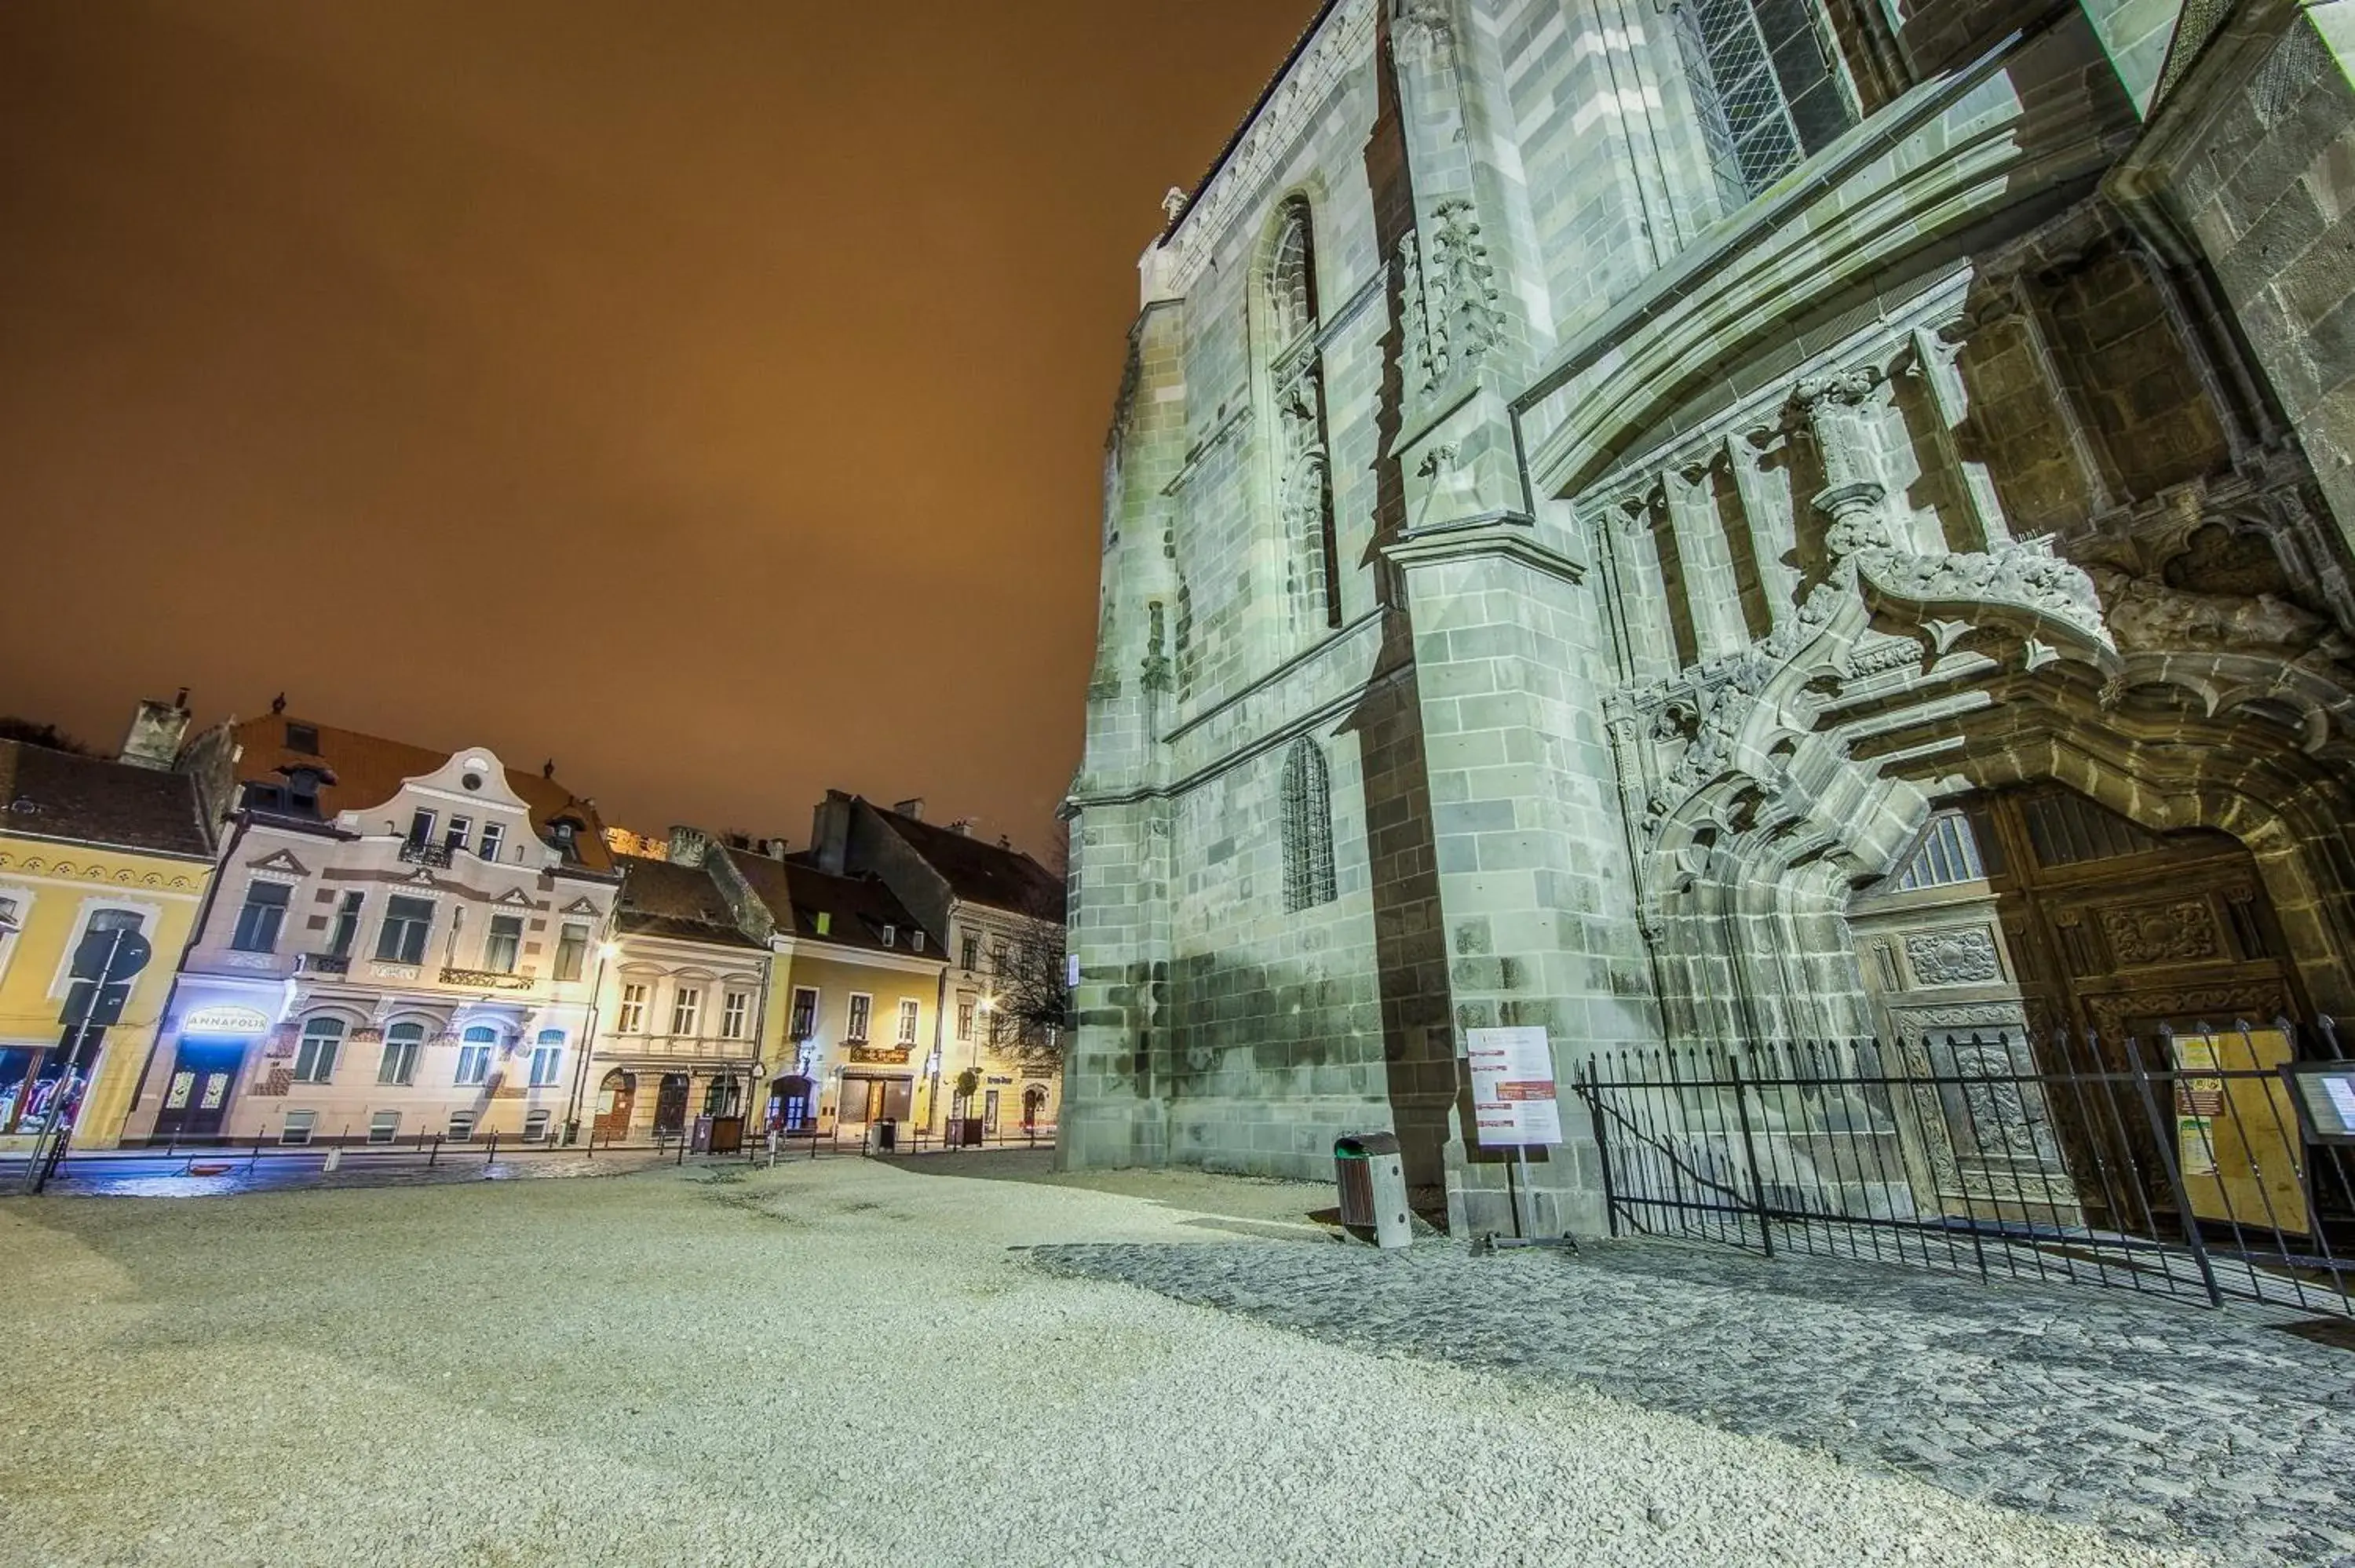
left=1572, top=1016, right=2354, bottom=1317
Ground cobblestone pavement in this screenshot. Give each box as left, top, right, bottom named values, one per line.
left=1025, top=1238, right=2355, bottom=1567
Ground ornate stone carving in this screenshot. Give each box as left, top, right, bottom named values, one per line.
left=1160, top=187, right=1190, bottom=224
left=1398, top=232, right=1442, bottom=398
left=2089, top=564, right=2331, bottom=655
left=1853, top=534, right=2111, bottom=650
left=1393, top=0, right=1453, bottom=57
left=2099, top=899, right=2221, bottom=966
left=1426, top=199, right=1502, bottom=369
left=1905, top=928, right=2003, bottom=986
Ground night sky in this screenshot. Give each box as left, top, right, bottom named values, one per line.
left=0, top=0, right=1313, bottom=854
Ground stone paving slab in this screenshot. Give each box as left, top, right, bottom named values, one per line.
left=1024, top=1238, right=2355, bottom=1567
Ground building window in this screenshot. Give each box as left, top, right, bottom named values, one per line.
left=376, top=896, right=434, bottom=965
left=961, top=935, right=978, bottom=972
left=445, top=816, right=472, bottom=853
left=618, top=983, right=648, bottom=1034
left=478, top=822, right=506, bottom=862
left=721, top=990, right=750, bottom=1041
left=1280, top=738, right=1338, bottom=913
left=896, top=998, right=920, bottom=1046
left=407, top=809, right=437, bottom=847
left=1675, top=0, right=1856, bottom=203
left=483, top=914, right=524, bottom=975
left=284, top=722, right=319, bottom=754
left=378, top=1023, right=425, bottom=1085
left=367, top=1110, right=400, bottom=1144
left=326, top=892, right=364, bottom=957
left=789, top=986, right=819, bottom=1040
left=846, top=994, right=872, bottom=1042
left=448, top=1110, right=476, bottom=1142
left=956, top=1000, right=974, bottom=1042
left=524, top=1108, right=553, bottom=1141
left=0, top=893, right=22, bottom=983
left=293, top=1016, right=344, bottom=1084
left=670, top=987, right=703, bottom=1037
left=991, top=943, right=1009, bottom=975
left=230, top=881, right=290, bottom=954
left=553, top=922, right=588, bottom=982
left=703, top=1077, right=741, bottom=1117
left=1890, top=810, right=1988, bottom=893
left=1263, top=199, right=1340, bottom=636
left=529, top=1029, right=564, bottom=1087
left=280, top=1109, right=317, bottom=1146
left=455, top=1026, right=495, bottom=1086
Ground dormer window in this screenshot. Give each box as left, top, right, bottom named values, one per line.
left=882, top=923, right=896, bottom=948
left=284, top=767, right=327, bottom=815
left=548, top=817, right=582, bottom=859
left=284, top=723, right=319, bottom=754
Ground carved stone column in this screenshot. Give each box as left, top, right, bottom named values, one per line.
left=1792, top=366, right=1897, bottom=560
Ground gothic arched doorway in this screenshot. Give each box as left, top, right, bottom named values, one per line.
left=1850, top=781, right=2309, bottom=1238
left=653, top=1073, right=690, bottom=1136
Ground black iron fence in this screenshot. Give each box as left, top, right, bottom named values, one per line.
left=1572, top=1016, right=2355, bottom=1317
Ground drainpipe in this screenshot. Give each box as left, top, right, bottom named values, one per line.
left=564, top=905, right=619, bottom=1141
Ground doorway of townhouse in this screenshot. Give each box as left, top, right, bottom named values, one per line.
left=152, top=1041, right=246, bottom=1142
left=653, top=1074, right=689, bottom=1137
left=838, top=1074, right=911, bottom=1129
left=593, top=1069, right=635, bottom=1142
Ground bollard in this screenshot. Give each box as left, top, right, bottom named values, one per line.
left=428, top=1135, right=441, bottom=1168
left=484, top=1131, right=498, bottom=1174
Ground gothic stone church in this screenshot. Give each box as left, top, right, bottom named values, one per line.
left=1064, top=0, right=2355, bottom=1236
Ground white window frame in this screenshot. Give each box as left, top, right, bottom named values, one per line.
left=528, top=1030, right=564, bottom=1087
left=0, top=886, right=31, bottom=987
left=455, top=1030, right=496, bottom=1087
left=479, top=822, right=506, bottom=862
left=846, top=992, right=873, bottom=1043
left=618, top=982, right=649, bottom=1034
left=670, top=986, right=703, bottom=1037
left=447, top=1110, right=476, bottom=1142
left=279, top=1109, right=317, bottom=1146
left=789, top=986, right=820, bottom=1040
left=524, top=1107, right=553, bottom=1141
left=378, top=1023, right=426, bottom=1085
left=292, top=1017, right=344, bottom=1084
left=482, top=913, right=524, bottom=975
left=956, top=999, right=974, bottom=1042
left=721, top=990, right=749, bottom=1041
left=367, top=1110, right=400, bottom=1145
left=896, top=998, right=920, bottom=1046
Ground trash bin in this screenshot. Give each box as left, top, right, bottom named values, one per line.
left=1334, top=1132, right=1411, bottom=1250
left=876, top=1118, right=898, bottom=1152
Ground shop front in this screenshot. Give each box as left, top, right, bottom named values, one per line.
left=138, top=991, right=277, bottom=1146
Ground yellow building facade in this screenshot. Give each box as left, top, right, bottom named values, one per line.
left=0, top=733, right=215, bottom=1150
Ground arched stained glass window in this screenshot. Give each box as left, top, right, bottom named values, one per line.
left=1280, top=739, right=1338, bottom=913
left=1266, top=204, right=1318, bottom=348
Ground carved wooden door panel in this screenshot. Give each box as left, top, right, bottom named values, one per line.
left=1968, top=785, right=2304, bottom=1235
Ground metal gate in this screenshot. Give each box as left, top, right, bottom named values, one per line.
left=1572, top=1016, right=2355, bottom=1317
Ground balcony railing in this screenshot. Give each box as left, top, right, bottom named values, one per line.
left=297, top=952, right=351, bottom=976
left=440, top=965, right=535, bottom=991
left=399, top=840, right=454, bottom=867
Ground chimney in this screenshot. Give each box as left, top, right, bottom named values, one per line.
left=120, top=690, right=192, bottom=771
left=667, top=825, right=710, bottom=869
left=809, top=791, right=853, bottom=876
left=892, top=797, right=925, bottom=821
left=947, top=818, right=974, bottom=837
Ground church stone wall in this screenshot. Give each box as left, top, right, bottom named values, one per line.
left=1068, top=0, right=2355, bottom=1236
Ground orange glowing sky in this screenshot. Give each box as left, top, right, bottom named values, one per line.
left=0, top=0, right=1316, bottom=854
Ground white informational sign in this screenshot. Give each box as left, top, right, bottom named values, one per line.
left=181, top=1005, right=272, bottom=1036
left=1466, top=1026, right=1561, bottom=1147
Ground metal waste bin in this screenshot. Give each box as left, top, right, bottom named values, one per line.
left=1334, top=1132, right=1411, bottom=1250
left=875, top=1118, right=898, bottom=1152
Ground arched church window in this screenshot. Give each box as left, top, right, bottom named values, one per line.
left=1280, top=738, right=1338, bottom=913
left=1261, top=199, right=1341, bottom=635
left=1674, top=0, right=1857, bottom=204
left=1266, top=206, right=1318, bottom=349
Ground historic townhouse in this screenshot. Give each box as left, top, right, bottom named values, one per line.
left=1069, top=0, right=2355, bottom=1234
left=801, top=793, right=1066, bottom=1136
left=119, top=710, right=619, bottom=1147
left=0, top=700, right=214, bottom=1150
left=726, top=844, right=949, bottom=1137
left=580, top=831, right=772, bottom=1144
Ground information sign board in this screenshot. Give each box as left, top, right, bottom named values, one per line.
left=1466, top=1026, right=1561, bottom=1147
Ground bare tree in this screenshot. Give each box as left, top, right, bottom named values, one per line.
left=0, top=717, right=92, bottom=755
left=984, top=927, right=1072, bottom=1069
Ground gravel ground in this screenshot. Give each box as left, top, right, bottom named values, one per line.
left=0, top=1158, right=2201, bottom=1567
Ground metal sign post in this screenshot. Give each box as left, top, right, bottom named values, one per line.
left=24, top=925, right=153, bottom=1194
